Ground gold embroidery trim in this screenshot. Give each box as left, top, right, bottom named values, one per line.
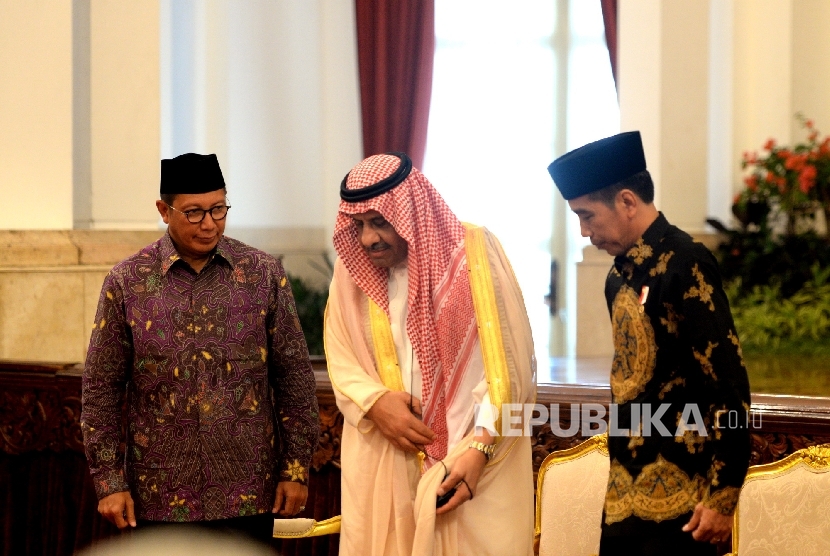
left=728, top=330, right=745, bottom=367
left=649, top=251, right=674, bottom=276
left=605, top=456, right=703, bottom=525
left=684, top=264, right=715, bottom=311
left=324, top=300, right=376, bottom=414
left=709, top=458, right=725, bottom=486
left=368, top=299, right=405, bottom=391
left=703, top=486, right=740, bottom=515
left=693, top=341, right=719, bottom=380
left=660, top=302, right=684, bottom=337
left=463, top=223, right=512, bottom=439
left=611, top=285, right=657, bottom=403
left=628, top=424, right=644, bottom=457
left=627, top=238, right=654, bottom=265
left=658, top=377, right=685, bottom=400
left=674, top=411, right=707, bottom=454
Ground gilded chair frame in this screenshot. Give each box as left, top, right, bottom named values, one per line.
left=727, top=443, right=830, bottom=556
left=534, top=433, right=609, bottom=552
left=272, top=515, right=341, bottom=539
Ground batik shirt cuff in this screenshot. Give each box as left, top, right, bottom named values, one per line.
left=91, top=468, right=130, bottom=500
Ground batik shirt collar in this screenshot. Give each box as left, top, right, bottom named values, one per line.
left=613, top=212, right=670, bottom=276
left=158, top=232, right=237, bottom=275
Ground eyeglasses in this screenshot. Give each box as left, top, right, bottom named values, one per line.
left=166, top=203, right=231, bottom=224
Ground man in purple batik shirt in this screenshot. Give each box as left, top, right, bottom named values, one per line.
left=81, top=153, right=319, bottom=543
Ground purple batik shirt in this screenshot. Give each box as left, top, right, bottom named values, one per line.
left=81, top=233, right=319, bottom=521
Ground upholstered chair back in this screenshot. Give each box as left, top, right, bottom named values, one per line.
left=729, top=443, right=830, bottom=556
left=535, top=434, right=609, bottom=556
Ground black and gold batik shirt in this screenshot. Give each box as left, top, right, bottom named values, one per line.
left=602, top=213, right=751, bottom=537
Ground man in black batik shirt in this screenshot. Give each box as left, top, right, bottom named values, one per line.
left=548, top=132, right=751, bottom=556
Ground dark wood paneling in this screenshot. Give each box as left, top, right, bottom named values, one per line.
left=530, top=384, right=830, bottom=478
left=3, top=358, right=830, bottom=555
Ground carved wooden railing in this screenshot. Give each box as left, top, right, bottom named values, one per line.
left=3, top=359, right=830, bottom=555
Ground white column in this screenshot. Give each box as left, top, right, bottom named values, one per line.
left=660, top=1, right=710, bottom=234
left=732, top=0, right=793, bottom=193
left=576, top=246, right=614, bottom=358
left=224, top=1, right=325, bottom=230
left=88, top=0, right=161, bottom=229
left=162, top=0, right=363, bottom=272
left=320, top=0, right=364, bottom=262
left=0, top=1, right=74, bottom=229
left=707, top=0, right=735, bottom=226
left=158, top=0, right=363, bottom=287
left=792, top=0, right=830, bottom=136
left=163, top=0, right=217, bottom=158
left=619, top=0, right=711, bottom=234
left=618, top=0, right=662, bottom=208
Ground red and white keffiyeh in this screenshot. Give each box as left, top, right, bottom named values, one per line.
left=333, top=154, right=478, bottom=461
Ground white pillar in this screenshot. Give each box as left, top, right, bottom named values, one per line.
left=792, top=0, right=830, bottom=136
left=87, top=0, right=161, bottom=229
left=224, top=1, right=326, bottom=230
left=162, top=0, right=363, bottom=272
left=619, top=0, right=711, bottom=235
left=0, top=1, right=74, bottom=229
left=618, top=0, right=662, bottom=208
left=320, top=0, right=364, bottom=262
left=707, top=0, right=734, bottom=226
left=576, top=246, right=614, bottom=358
left=732, top=0, right=793, bottom=194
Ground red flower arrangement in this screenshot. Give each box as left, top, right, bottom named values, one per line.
left=735, top=115, right=830, bottom=234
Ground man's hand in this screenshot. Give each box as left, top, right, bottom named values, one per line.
left=682, top=502, right=733, bottom=544
left=273, top=481, right=309, bottom=516
left=98, top=491, right=136, bottom=529
left=365, top=391, right=435, bottom=454
left=435, top=445, right=488, bottom=515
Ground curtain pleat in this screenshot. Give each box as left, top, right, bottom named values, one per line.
left=600, top=0, right=618, bottom=91
left=354, top=0, right=435, bottom=168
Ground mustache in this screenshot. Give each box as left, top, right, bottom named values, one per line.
left=365, top=242, right=391, bottom=252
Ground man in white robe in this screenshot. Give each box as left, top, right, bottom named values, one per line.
left=325, top=153, right=537, bottom=555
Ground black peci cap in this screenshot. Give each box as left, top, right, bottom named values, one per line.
left=160, top=153, right=226, bottom=195
left=548, top=131, right=646, bottom=200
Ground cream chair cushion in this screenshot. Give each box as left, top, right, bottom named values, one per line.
left=733, top=444, right=830, bottom=556
left=536, top=435, right=609, bottom=556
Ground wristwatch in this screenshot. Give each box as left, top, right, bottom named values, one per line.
left=468, top=440, right=496, bottom=461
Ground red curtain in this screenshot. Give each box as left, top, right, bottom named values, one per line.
left=354, top=0, right=435, bottom=169
left=600, top=0, right=618, bottom=90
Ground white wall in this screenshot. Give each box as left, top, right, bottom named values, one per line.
left=1, top=1, right=359, bottom=242
left=161, top=0, right=363, bottom=261
left=581, top=0, right=830, bottom=357
left=732, top=0, right=793, bottom=195
left=619, top=0, right=709, bottom=234
left=791, top=0, right=830, bottom=139
left=618, top=0, right=662, bottom=209
left=88, top=1, right=161, bottom=229
left=0, top=1, right=74, bottom=229
left=619, top=0, right=830, bottom=233
left=0, top=1, right=160, bottom=230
